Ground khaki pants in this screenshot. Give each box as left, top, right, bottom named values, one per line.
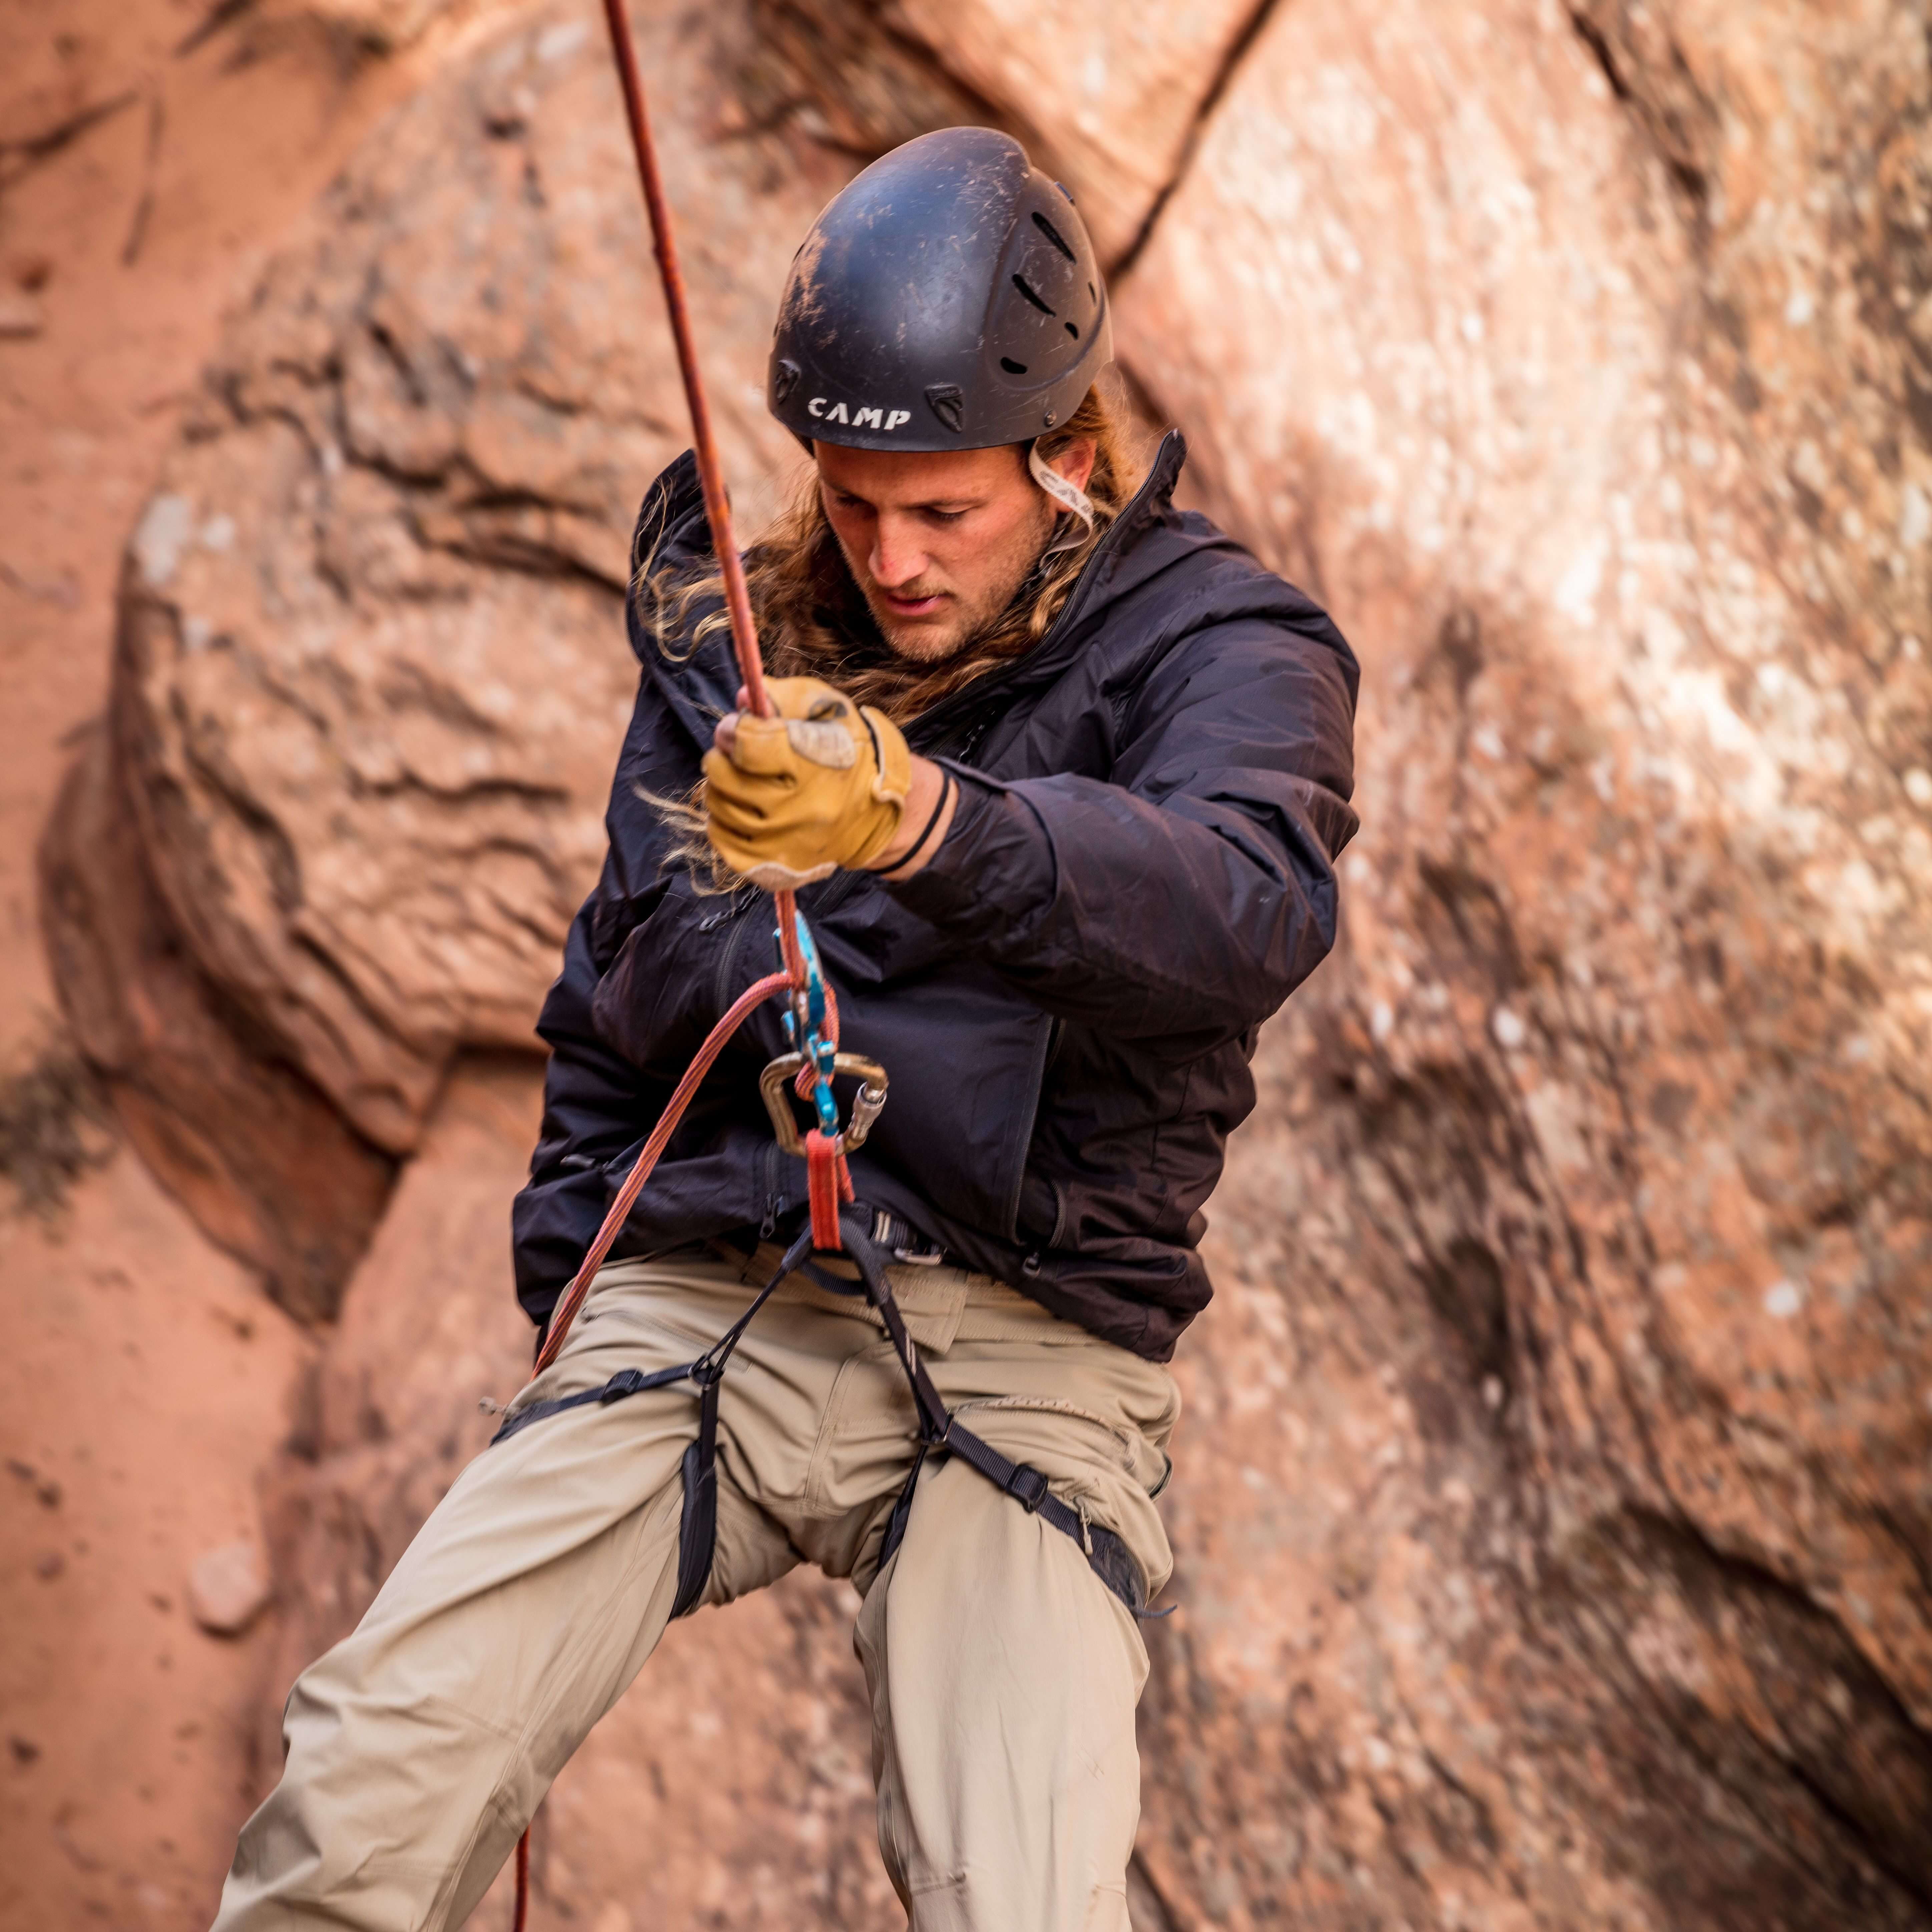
left=214, top=1250, right=1180, bottom=1932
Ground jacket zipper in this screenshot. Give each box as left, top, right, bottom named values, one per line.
left=759, top=1139, right=788, bottom=1241
left=709, top=891, right=763, bottom=1017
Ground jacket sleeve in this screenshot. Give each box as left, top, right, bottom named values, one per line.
left=886, top=606, right=1359, bottom=1050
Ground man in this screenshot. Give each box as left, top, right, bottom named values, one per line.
left=213, top=126, right=1358, bottom=1932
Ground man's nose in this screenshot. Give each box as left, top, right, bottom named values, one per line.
left=869, top=516, right=929, bottom=589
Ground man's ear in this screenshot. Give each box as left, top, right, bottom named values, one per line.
left=1044, top=438, right=1097, bottom=495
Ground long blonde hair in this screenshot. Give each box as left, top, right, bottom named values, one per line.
left=640, top=379, right=1144, bottom=729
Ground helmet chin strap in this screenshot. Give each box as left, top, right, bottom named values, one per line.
left=1029, top=440, right=1096, bottom=555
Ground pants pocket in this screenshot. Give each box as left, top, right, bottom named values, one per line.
left=939, top=1394, right=1174, bottom=1605
left=944, top=1394, right=1168, bottom=1500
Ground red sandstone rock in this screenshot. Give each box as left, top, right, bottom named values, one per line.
left=768, top=0, right=1268, bottom=266
left=1107, top=0, right=1932, bottom=1923
left=40, top=724, right=393, bottom=1321
left=83, top=0, right=1932, bottom=1922
left=112, top=3, right=852, bottom=1154
left=187, top=1539, right=272, bottom=1637
left=877, top=0, right=1266, bottom=264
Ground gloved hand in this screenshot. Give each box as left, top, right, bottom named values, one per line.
left=703, top=676, right=912, bottom=889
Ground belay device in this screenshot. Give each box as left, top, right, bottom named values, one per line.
left=497, top=7, right=1159, bottom=1924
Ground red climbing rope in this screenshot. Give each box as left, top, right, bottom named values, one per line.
left=511, top=7, right=820, bottom=1922
left=530, top=969, right=791, bottom=1377
left=593, top=0, right=869, bottom=1247
left=596, top=0, right=769, bottom=720
left=514, top=982, right=796, bottom=1932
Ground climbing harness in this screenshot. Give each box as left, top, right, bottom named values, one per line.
left=499, top=8, right=1157, bottom=1922
left=494, top=1202, right=1153, bottom=1616
left=494, top=905, right=1158, bottom=1623
left=501, top=897, right=1158, bottom=1930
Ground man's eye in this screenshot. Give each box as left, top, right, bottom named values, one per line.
left=925, top=507, right=967, bottom=525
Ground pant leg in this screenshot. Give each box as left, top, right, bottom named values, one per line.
left=853, top=1456, right=1148, bottom=1932
left=843, top=1284, right=1181, bottom=1932
left=213, top=1269, right=800, bottom=1932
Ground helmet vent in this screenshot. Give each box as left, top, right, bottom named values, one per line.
left=1000, top=358, right=1029, bottom=375
left=1064, top=324, right=1079, bottom=339
left=1010, top=274, right=1056, bottom=317
left=1031, top=212, right=1076, bottom=262
left=923, top=383, right=966, bottom=433
left=773, top=358, right=802, bottom=404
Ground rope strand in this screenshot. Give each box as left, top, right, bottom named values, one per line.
left=512, top=12, right=811, bottom=1922
left=531, top=968, right=790, bottom=1378
left=597, top=0, right=767, bottom=717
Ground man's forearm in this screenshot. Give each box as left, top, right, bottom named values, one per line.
left=882, top=766, right=1346, bottom=1043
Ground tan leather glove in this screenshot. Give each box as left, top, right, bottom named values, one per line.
left=703, top=676, right=912, bottom=890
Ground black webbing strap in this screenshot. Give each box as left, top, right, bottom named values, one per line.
left=912, top=1410, right=1153, bottom=1614
left=490, top=1231, right=815, bottom=1621
left=489, top=1361, right=699, bottom=1445
left=878, top=1441, right=930, bottom=1575
left=668, top=1369, right=721, bottom=1618
left=839, top=1213, right=1162, bottom=1618
left=489, top=1223, right=1159, bottom=1619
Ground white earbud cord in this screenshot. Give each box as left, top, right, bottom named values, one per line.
left=1029, top=440, right=1096, bottom=556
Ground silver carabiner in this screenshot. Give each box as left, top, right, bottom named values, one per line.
left=758, top=1051, right=889, bottom=1154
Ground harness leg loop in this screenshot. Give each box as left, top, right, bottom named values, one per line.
left=669, top=1369, right=721, bottom=1619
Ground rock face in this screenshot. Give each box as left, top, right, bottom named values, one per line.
left=873, top=0, right=1264, bottom=265
left=111, top=1, right=845, bottom=1156
left=1104, top=1, right=1932, bottom=1925
left=70, top=0, right=1932, bottom=1923
left=40, top=725, right=393, bottom=1320
left=754, top=0, right=1267, bottom=265
left=261, top=1058, right=547, bottom=1681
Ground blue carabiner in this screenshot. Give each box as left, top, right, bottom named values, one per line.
left=776, top=908, right=842, bottom=1133
left=793, top=914, right=829, bottom=1036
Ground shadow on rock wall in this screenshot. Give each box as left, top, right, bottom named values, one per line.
left=43, top=0, right=1932, bottom=1926
left=1108, top=0, right=1932, bottom=1924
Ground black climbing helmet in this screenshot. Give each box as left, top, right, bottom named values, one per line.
left=767, top=126, right=1112, bottom=453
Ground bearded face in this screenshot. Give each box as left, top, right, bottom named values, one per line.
left=814, top=439, right=1092, bottom=664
